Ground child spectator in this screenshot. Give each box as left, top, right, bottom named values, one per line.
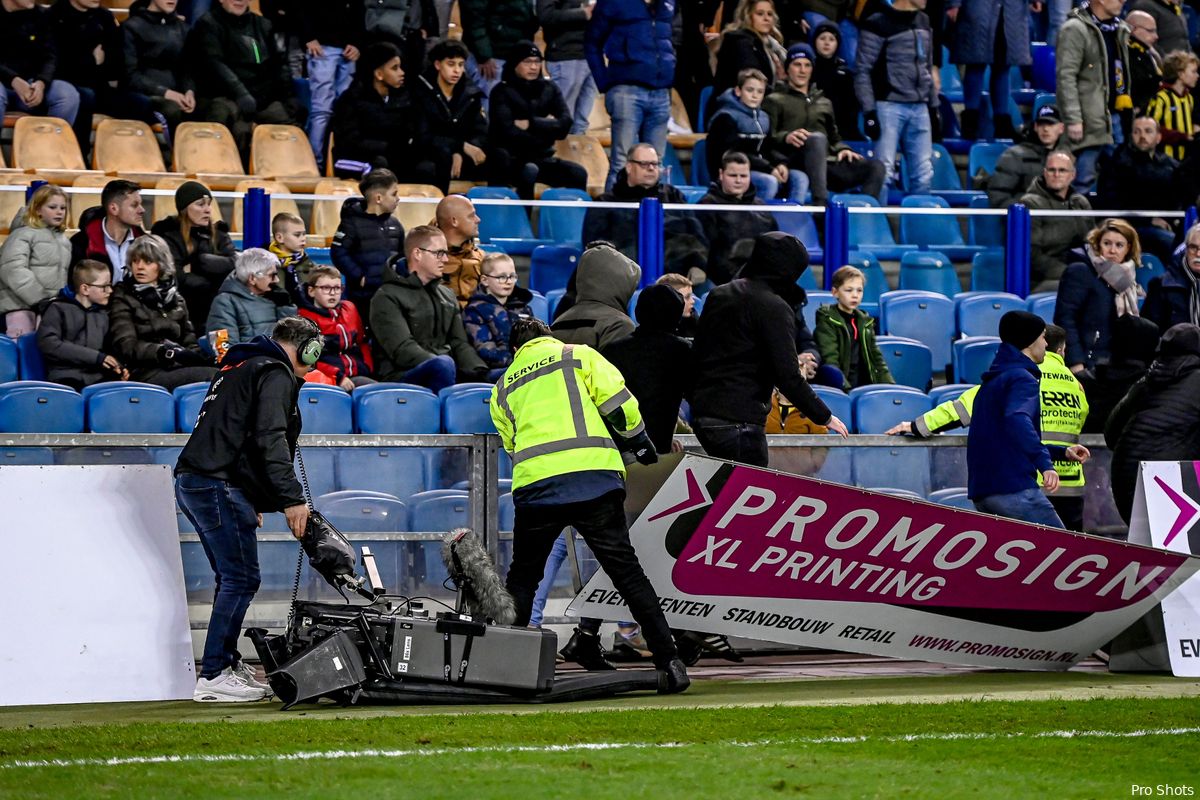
left=810, top=21, right=862, bottom=141
left=0, top=185, right=71, bottom=337
left=413, top=39, right=489, bottom=193
left=206, top=248, right=298, bottom=345
left=107, top=234, right=217, bottom=390
left=151, top=181, right=236, bottom=330
left=1148, top=50, right=1199, bottom=162
left=37, top=259, right=128, bottom=389
left=463, top=252, right=533, bottom=368
left=122, top=0, right=197, bottom=132
left=814, top=265, right=894, bottom=391
left=706, top=68, right=790, bottom=201
left=655, top=271, right=699, bottom=338
left=331, top=168, right=405, bottom=312
left=269, top=211, right=316, bottom=303
left=297, top=265, right=375, bottom=391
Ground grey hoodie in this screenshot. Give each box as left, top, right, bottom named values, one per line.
left=551, top=244, right=641, bottom=350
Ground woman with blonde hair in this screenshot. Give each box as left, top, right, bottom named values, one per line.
left=0, top=184, right=71, bottom=337
left=713, top=0, right=789, bottom=97
left=1055, top=218, right=1147, bottom=377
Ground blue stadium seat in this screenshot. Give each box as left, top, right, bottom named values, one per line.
left=970, top=249, right=1006, bottom=291
left=1137, top=253, right=1166, bottom=294
left=466, top=186, right=552, bottom=255
left=1026, top=292, right=1057, bottom=323
left=57, top=446, right=153, bottom=464
left=0, top=336, right=16, bottom=382
left=967, top=143, right=1009, bottom=185
left=691, top=139, right=710, bottom=187
left=955, top=292, right=1026, bottom=337
left=295, top=446, right=338, bottom=497
left=537, top=188, right=590, bottom=247
left=902, top=144, right=978, bottom=206
left=875, top=335, right=934, bottom=391
left=832, top=193, right=917, bottom=260
left=150, top=446, right=181, bottom=466
left=442, top=386, right=497, bottom=434
left=928, top=487, right=975, bottom=510
left=898, top=251, right=961, bottom=297
left=940, top=53, right=964, bottom=102
left=316, top=491, right=407, bottom=532
left=879, top=291, right=954, bottom=370
left=899, top=195, right=984, bottom=260
left=0, top=382, right=83, bottom=432
left=546, top=288, right=566, bottom=320
left=1031, top=42, right=1055, bottom=91
left=15, top=334, right=44, bottom=381
left=797, top=267, right=817, bottom=292
left=953, top=336, right=1001, bottom=384
left=968, top=195, right=1005, bottom=248
left=850, top=385, right=933, bottom=434
left=528, top=291, right=549, bottom=322
left=354, top=386, right=440, bottom=434
left=852, top=447, right=931, bottom=496
left=335, top=448, right=432, bottom=497
left=697, top=85, right=713, bottom=132
left=846, top=250, right=888, bottom=315
left=801, top=290, right=836, bottom=332
left=677, top=185, right=709, bottom=203
left=814, top=447, right=853, bottom=484
left=663, top=142, right=688, bottom=186
left=86, top=382, right=175, bottom=433
left=298, top=384, right=353, bottom=434
left=775, top=210, right=823, bottom=264
left=0, top=446, right=54, bottom=464
left=173, top=382, right=209, bottom=432
left=627, top=288, right=642, bottom=321
left=407, top=490, right=471, bottom=531
left=928, top=383, right=974, bottom=407
left=812, top=385, right=851, bottom=430
left=529, top=245, right=580, bottom=294
left=438, top=381, right=494, bottom=399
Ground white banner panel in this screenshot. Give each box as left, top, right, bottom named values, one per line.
left=0, top=465, right=194, bottom=705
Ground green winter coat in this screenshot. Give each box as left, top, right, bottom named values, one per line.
left=762, top=84, right=848, bottom=162
left=814, top=304, right=893, bottom=390
left=1056, top=7, right=1131, bottom=151
left=459, top=0, right=539, bottom=62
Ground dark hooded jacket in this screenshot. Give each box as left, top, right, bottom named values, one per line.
left=150, top=215, right=237, bottom=330
left=187, top=3, right=293, bottom=107
left=987, top=127, right=1071, bottom=208
left=1080, top=314, right=1160, bottom=433
left=584, top=0, right=680, bottom=93
left=1143, top=243, right=1200, bottom=333
left=697, top=181, right=778, bottom=285
left=488, top=47, right=573, bottom=162
left=36, top=287, right=112, bottom=389
left=106, top=272, right=203, bottom=379
left=413, top=69, right=489, bottom=158
left=810, top=21, right=862, bottom=140
left=1096, top=142, right=1182, bottom=212
left=123, top=1, right=194, bottom=99
left=330, top=77, right=415, bottom=170
left=690, top=232, right=831, bottom=426
left=460, top=0, right=539, bottom=63
left=537, top=0, right=590, bottom=62
left=48, top=0, right=124, bottom=91
left=705, top=89, right=780, bottom=177
left=1106, top=323, right=1200, bottom=522
left=602, top=284, right=692, bottom=454
left=330, top=197, right=405, bottom=308
left=175, top=335, right=305, bottom=513
left=551, top=244, right=641, bottom=350
left=713, top=28, right=777, bottom=97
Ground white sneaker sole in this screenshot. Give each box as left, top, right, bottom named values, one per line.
left=193, top=688, right=269, bottom=703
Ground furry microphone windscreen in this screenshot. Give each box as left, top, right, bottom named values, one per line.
left=442, top=528, right=517, bottom=625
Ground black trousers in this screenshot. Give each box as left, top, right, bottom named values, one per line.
left=693, top=416, right=770, bottom=468
left=506, top=489, right=678, bottom=667
left=490, top=149, right=588, bottom=199
left=1050, top=494, right=1085, bottom=533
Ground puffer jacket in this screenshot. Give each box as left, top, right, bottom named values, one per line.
left=584, top=0, right=680, bottom=92
left=854, top=3, right=935, bottom=111
left=36, top=288, right=111, bottom=388
left=413, top=69, right=489, bottom=158
left=537, top=0, right=590, bottom=62
left=814, top=304, right=894, bottom=390
left=107, top=275, right=202, bottom=376
left=1056, top=7, right=1131, bottom=151
left=123, top=0, right=194, bottom=99
left=150, top=215, right=237, bottom=329
left=462, top=285, right=534, bottom=367
left=460, top=0, right=538, bottom=63
left=811, top=20, right=861, bottom=140
left=705, top=89, right=778, bottom=177
left=443, top=238, right=486, bottom=308
left=186, top=2, right=293, bottom=106
left=297, top=293, right=374, bottom=382
left=205, top=272, right=298, bottom=344
left=713, top=28, right=777, bottom=96
left=551, top=244, right=641, bottom=350
left=488, top=56, right=573, bottom=162
left=0, top=221, right=71, bottom=314
left=330, top=197, right=405, bottom=308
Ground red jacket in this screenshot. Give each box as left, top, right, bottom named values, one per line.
left=298, top=299, right=373, bottom=381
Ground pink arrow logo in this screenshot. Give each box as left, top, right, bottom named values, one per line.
left=1153, top=475, right=1199, bottom=547
left=648, top=468, right=711, bottom=522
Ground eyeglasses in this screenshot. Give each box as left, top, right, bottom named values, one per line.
left=1044, top=167, right=1073, bottom=174
left=1186, top=244, right=1200, bottom=254
left=418, top=247, right=450, bottom=259
left=257, top=271, right=279, bottom=279
left=83, top=282, right=113, bottom=291
left=628, top=159, right=661, bottom=170
left=484, top=273, right=517, bottom=282
left=313, top=284, right=343, bottom=294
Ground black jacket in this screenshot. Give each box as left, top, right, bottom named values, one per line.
left=0, top=5, right=57, bottom=88
left=689, top=232, right=831, bottom=426
left=330, top=79, right=415, bottom=168
left=1143, top=245, right=1197, bottom=333
left=330, top=197, right=406, bottom=307
left=299, top=0, right=365, bottom=49
left=582, top=172, right=709, bottom=276
left=986, top=129, right=1068, bottom=208
left=713, top=29, right=776, bottom=97
left=122, top=0, right=193, bottom=98
left=1080, top=314, right=1161, bottom=434
left=696, top=182, right=778, bottom=285
left=187, top=4, right=292, bottom=106
left=36, top=288, right=111, bottom=388
left=537, top=0, right=590, bottom=62
left=414, top=69, right=489, bottom=158
left=1096, top=143, right=1182, bottom=212
left=460, top=0, right=539, bottom=63
left=488, top=64, right=572, bottom=162
left=811, top=21, right=862, bottom=139
left=175, top=336, right=305, bottom=512
left=48, top=1, right=124, bottom=91
left=150, top=215, right=237, bottom=330
left=106, top=274, right=204, bottom=379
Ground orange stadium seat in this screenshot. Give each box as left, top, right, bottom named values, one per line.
left=393, top=184, right=443, bottom=232
left=310, top=178, right=361, bottom=241
left=0, top=175, right=33, bottom=235
left=230, top=179, right=296, bottom=233
left=251, top=124, right=322, bottom=192
left=173, top=122, right=245, bottom=189
left=554, top=135, right=609, bottom=196
left=92, top=118, right=168, bottom=174
left=68, top=174, right=113, bottom=228
left=153, top=176, right=223, bottom=225
left=12, top=116, right=87, bottom=172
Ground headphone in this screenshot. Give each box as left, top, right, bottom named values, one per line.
left=297, top=319, right=324, bottom=366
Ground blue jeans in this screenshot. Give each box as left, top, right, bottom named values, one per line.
left=605, top=85, right=671, bottom=191
left=401, top=354, right=457, bottom=393
left=784, top=169, right=812, bottom=204
left=175, top=473, right=263, bottom=679
left=1047, top=0, right=1071, bottom=45
left=530, top=531, right=569, bottom=626
left=0, top=81, right=80, bottom=125
left=875, top=101, right=933, bottom=203
left=307, top=44, right=357, bottom=166
left=467, top=55, right=505, bottom=112
left=973, top=487, right=1065, bottom=529
left=1074, top=112, right=1123, bottom=192
left=547, top=60, right=598, bottom=135
left=751, top=171, right=780, bottom=201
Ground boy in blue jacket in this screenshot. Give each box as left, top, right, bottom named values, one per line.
left=967, top=311, right=1090, bottom=528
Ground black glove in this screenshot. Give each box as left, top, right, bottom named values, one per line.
left=863, top=110, right=881, bottom=141
left=159, top=342, right=212, bottom=368
left=928, top=106, right=943, bottom=143
left=626, top=431, right=658, bottom=466
left=265, top=286, right=293, bottom=307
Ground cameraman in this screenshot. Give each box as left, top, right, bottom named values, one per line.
left=490, top=318, right=690, bottom=694
left=175, top=317, right=318, bottom=703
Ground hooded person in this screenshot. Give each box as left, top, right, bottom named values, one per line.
left=1082, top=314, right=1161, bottom=434
left=550, top=242, right=641, bottom=350
left=810, top=20, right=863, bottom=141
left=967, top=310, right=1090, bottom=527
left=486, top=41, right=587, bottom=200
left=690, top=232, right=849, bottom=467
left=1106, top=323, right=1200, bottom=523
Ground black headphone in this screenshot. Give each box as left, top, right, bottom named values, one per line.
left=297, top=319, right=324, bottom=366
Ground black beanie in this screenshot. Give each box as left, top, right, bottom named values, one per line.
left=175, top=180, right=212, bottom=212
left=998, top=310, right=1046, bottom=350
left=1157, top=323, right=1200, bottom=358
left=635, top=284, right=685, bottom=332
left=506, top=40, right=543, bottom=65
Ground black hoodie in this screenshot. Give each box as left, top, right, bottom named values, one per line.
left=413, top=68, right=488, bottom=157
left=690, top=232, right=831, bottom=426
left=186, top=3, right=292, bottom=107
left=175, top=335, right=305, bottom=512
left=48, top=0, right=125, bottom=91
left=487, top=45, right=572, bottom=161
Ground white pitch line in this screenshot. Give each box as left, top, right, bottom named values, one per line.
left=4, top=727, right=1200, bottom=771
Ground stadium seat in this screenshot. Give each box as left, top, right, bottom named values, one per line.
left=775, top=210, right=823, bottom=265
left=150, top=446, right=182, bottom=466
left=467, top=186, right=552, bottom=255
left=537, top=187, right=590, bottom=246
left=12, top=116, right=86, bottom=171
left=663, top=142, right=688, bottom=186
left=1138, top=253, right=1166, bottom=294
left=173, top=121, right=245, bottom=179
left=250, top=124, right=320, bottom=186
left=528, top=291, right=549, bottom=322
left=92, top=118, right=167, bottom=174
left=0, top=175, right=33, bottom=236
left=393, top=184, right=442, bottom=231
left=442, top=386, right=497, bottom=434
left=57, top=446, right=153, bottom=465
left=847, top=250, right=891, bottom=303
left=898, top=195, right=984, bottom=260
left=15, top=334, right=45, bottom=380
left=546, top=288, right=566, bottom=319
left=968, top=194, right=1005, bottom=248
left=801, top=290, right=836, bottom=332
left=928, top=488, right=975, bottom=510
left=0, top=446, right=54, bottom=465
left=812, top=386, right=851, bottom=430
left=529, top=245, right=580, bottom=294
left=850, top=385, right=933, bottom=434
left=898, top=251, right=961, bottom=297
left=697, top=85, right=714, bottom=132
left=353, top=386, right=440, bottom=434
left=316, top=491, right=407, bottom=532
left=309, top=178, right=361, bottom=241
left=797, top=268, right=817, bottom=292
left=967, top=142, right=1009, bottom=185
left=677, top=185, right=708, bottom=203
left=879, top=291, right=954, bottom=370
left=875, top=488, right=925, bottom=501
left=298, top=384, right=353, bottom=434
left=0, top=336, right=16, bottom=382
left=691, top=139, right=710, bottom=187
left=955, top=291, right=1025, bottom=337
left=902, top=144, right=978, bottom=206
left=928, top=383, right=974, bottom=407
left=68, top=173, right=110, bottom=229
left=85, top=383, right=175, bottom=433
left=294, top=446, right=338, bottom=497
left=831, top=193, right=917, bottom=260
left=554, top=135, right=610, bottom=194
left=437, top=382, right=494, bottom=399
left=335, top=448, right=432, bottom=498
left=875, top=335, right=934, bottom=391
left=940, top=54, right=964, bottom=103
left=0, top=382, right=84, bottom=433
left=231, top=180, right=297, bottom=232
left=1031, top=42, right=1055, bottom=91
left=407, top=490, right=470, bottom=531
left=953, top=336, right=1001, bottom=384
left=970, top=249, right=1006, bottom=291
left=852, top=447, right=931, bottom=497
left=154, top=176, right=222, bottom=225
left=1026, top=292, right=1057, bottom=323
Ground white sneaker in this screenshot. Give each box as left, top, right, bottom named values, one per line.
left=232, top=660, right=273, bottom=695
left=193, top=667, right=269, bottom=703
